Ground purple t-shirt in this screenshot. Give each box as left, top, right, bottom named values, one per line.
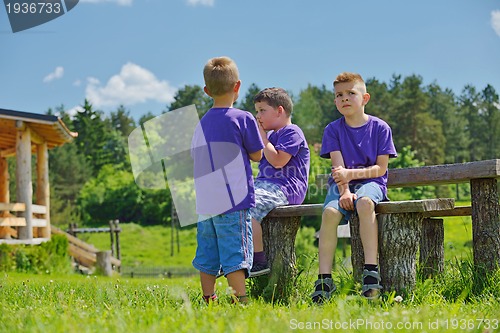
left=192, top=107, right=264, bottom=215
left=320, top=115, right=397, bottom=198
left=256, top=124, right=310, bottom=204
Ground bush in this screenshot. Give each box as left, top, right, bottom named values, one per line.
left=0, top=235, right=71, bottom=274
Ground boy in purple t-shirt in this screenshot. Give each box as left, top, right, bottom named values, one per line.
left=249, top=87, right=310, bottom=277
left=311, top=73, right=397, bottom=303
left=192, top=57, right=264, bottom=304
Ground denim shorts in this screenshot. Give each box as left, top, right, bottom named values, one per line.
left=249, top=180, right=289, bottom=223
left=323, top=181, right=384, bottom=225
left=192, top=209, right=253, bottom=277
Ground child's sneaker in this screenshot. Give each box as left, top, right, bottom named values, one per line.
left=362, top=269, right=382, bottom=299
left=249, top=262, right=270, bottom=277
left=311, top=277, right=336, bottom=304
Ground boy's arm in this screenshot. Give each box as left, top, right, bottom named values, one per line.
left=332, top=154, right=390, bottom=186
left=330, top=151, right=357, bottom=210
left=258, top=123, right=292, bottom=169
left=249, top=149, right=263, bottom=162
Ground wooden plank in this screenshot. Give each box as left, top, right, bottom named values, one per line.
left=376, top=198, right=455, bottom=214
left=69, top=244, right=96, bottom=267
left=268, top=199, right=455, bottom=217
left=51, top=226, right=99, bottom=253
left=0, top=202, right=26, bottom=212
left=31, top=219, right=47, bottom=227
left=32, top=204, right=47, bottom=214
left=315, top=159, right=500, bottom=189
left=268, top=204, right=322, bottom=217
left=111, top=257, right=121, bottom=267
left=424, top=206, right=471, bottom=218
left=0, top=217, right=26, bottom=226
left=387, top=159, right=500, bottom=187
left=0, top=238, right=49, bottom=245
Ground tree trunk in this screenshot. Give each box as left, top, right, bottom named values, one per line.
left=471, top=178, right=500, bottom=272
left=254, top=215, right=300, bottom=302
left=420, top=218, right=444, bottom=278
left=378, top=212, right=422, bottom=293
left=349, top=215, right=364, bottom=282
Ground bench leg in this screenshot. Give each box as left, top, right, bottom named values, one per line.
left=470, top=178, right=500, bottom=272
left=420, top=218, right=444, bottom=278
left=254, top=215, right=300, bottom=302
left=378, top=213, right=422, bottom=293
left=349, top=215, right=364, bottom=282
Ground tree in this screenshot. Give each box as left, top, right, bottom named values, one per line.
left=167, top=85, right=212, bottom=118
left=459, top=85, right=486, bottom=161
left=480, top=85, right=500, bottom=159
left=426, top=84, right=469, bottom=164
left=293, top=85, right=336, bottom=144
left=110, top=105, right=136, bottom=137
left=235, top=83, right=261, bottom=112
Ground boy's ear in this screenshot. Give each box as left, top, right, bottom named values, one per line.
left=203, top=86, right=212, bottom=97
left=277, top=105, right=285, bottom=116
left=234, top=80, right=241, bottom=93
left=363, top=92, right=371, bottom=105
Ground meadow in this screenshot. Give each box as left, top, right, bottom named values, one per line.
left=1, top=201, right=500, bottom=332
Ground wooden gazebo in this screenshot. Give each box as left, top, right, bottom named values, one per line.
left=0, top=108, right=77, bottom=244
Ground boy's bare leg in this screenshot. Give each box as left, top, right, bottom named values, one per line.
left=356, top=197, right=378, bottom=264
left=252, top=218, right=263, bottom=252
left=226, top=269, right=248, bottom=303
left=200, top=271, right=216, bottom=296
left=318, top=207, right=342, bottom=274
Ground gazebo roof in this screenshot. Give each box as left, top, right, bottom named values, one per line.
left=0, top=108, right=77, bottom=155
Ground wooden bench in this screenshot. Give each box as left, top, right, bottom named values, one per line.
left=257, top=159, right=499, bottom=299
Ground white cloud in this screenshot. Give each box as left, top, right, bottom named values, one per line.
left=186, top=0, right=214, bottom=7
left=80, top=0, right=132, bottom=6
left=73, top=79, right=82, bottom=87
left=492, top=10, right=500, bottom=37
left=64, top=105, right=84, bottom=118
left=43, top=66, right=64, bottom=83
left=85, top=62, right=176, bottom=108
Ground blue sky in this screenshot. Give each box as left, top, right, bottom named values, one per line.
left=1, top=0, right=500, bottom=121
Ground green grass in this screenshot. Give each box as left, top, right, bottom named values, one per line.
left=1, top=269, right=499, bottom=333
left=80, top=223, right=197, bottom=269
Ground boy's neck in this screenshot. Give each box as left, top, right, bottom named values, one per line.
left=211, top=93, right=236, bottom=108
left=344, top=112, right=369, bottom=127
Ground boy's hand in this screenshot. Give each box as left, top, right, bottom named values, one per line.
left=332, top=166, right=351, bottom=186
left=339, top=191, right=357, bottom=211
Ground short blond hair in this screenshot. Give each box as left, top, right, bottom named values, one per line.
left=333, top=72, right=366, bottom=93
left=203, top=56, right=239, bottom=96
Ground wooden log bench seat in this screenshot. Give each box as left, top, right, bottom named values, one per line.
left=257, top=159, right=500, bottom=299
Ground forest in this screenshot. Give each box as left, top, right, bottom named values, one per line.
left=20, top=73, right=498, bottom=229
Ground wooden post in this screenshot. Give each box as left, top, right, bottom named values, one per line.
left=255, top=215, right=301, bottom=302
left=16, top=122, right=33, bottom=240
left=96, top=251, right=113, bottom=276
left=420, top=218, right=444, bottom=278
left=378, top=212, right=422, bottom=293
left=0, top=157, right=10, bottom=238
left=36, top=142, right=50, bottom=238
left=109, top=220, right=115, bottom=257
left=471, top=178, right=500, bottom=272
left=114, top=220, right=121, bottom=267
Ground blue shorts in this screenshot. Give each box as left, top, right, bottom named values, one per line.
left=249, top=180, right=289, bottom=223
left=192, top=210, right=253, bottom=277
left=323, top=182, right=384, bottom=225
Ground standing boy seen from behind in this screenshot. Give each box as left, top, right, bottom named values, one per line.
left=250, top=88, right=310, bottom=277
left=191, top=56, right=264, bottom=304
left=312, top=72, right=397, bottom=303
